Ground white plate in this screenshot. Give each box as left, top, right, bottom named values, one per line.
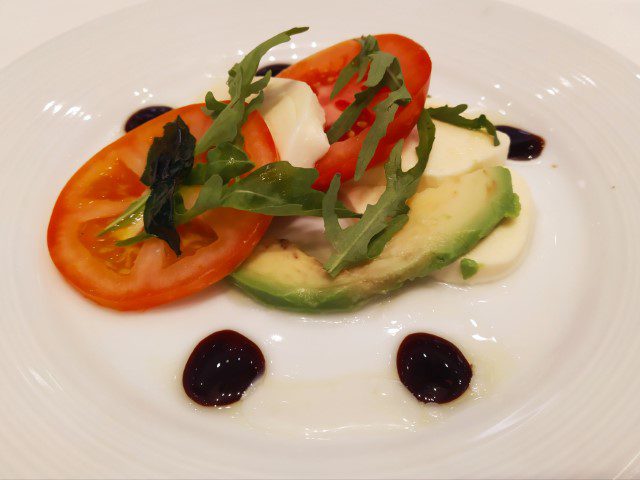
left=1, top=0, right=640, bottom=477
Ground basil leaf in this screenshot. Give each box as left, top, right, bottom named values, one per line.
left=106, top=29, right=374, bottom=252
left=330, top=35, right=379, bottom=100
left=144, top=181, right=181, bottom=254
left=98, top=191, right=149, bottom=236
left=140, top=116, right=195, bottom=255
left=141, top=116, right=195, bottom=187
left=322, top=109, right=435, bottom=276
left=428, top=104, right=500, bottom=146
left=195, top=27, right=308, bottom=156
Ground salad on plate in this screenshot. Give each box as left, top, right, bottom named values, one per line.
left=47, top=27, right=541, bottom=409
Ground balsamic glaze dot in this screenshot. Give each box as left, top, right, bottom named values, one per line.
left=124, top=106, right=173, bottom=132
left=183, top=330, right=265, bottom=407
left=397, top=333, right=472, bottom=404
left=496, top=125, right=545, bottom=160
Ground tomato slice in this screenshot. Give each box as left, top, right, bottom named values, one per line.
left=279, top=34, right=431, bottom=190
left=48, top=105, right=277, bottom=310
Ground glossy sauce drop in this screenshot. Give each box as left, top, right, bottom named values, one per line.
left=496, top=125, right=545, bottom=160
left=183, top=330, right=265, bottom=407
left=397, top=333, right=472, bottom=404
left=124, top=105, right=173, bottom=132
left=256, top=63, right=291, bottom=77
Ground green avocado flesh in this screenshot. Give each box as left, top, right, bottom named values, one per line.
left=231, top=166, right=519, bottom=312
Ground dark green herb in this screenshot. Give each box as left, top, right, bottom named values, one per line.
left=428, top=104, right=500, bottom=146
left=195, top=27, right=308, bottom=156
left=184, top=144, right=254, bottom=185
left=105, top=28, right=316, bottom=252
left=139, top=116, right=195, bottom=255
left=97, top=191, right=149, bottom=236
left=322, top=109, right=435, bottom=276
left=176, top=161, right=358, bottom=225
left=330, top=35, right=379, bottom=99
left=324, top=38, right=412, bottom=181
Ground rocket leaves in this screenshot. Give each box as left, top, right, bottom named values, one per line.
left=427, top=104, right=500, bottom=146
left=322, top=109, right=435, bottom=276
left=324, top=36, right=412, bottom=181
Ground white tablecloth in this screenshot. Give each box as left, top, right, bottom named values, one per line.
left=1, top=0, right=638, bottom=68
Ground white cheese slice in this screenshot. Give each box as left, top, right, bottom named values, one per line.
left=208, top=77, right=329, bottom=168
left=401, top=120, right=510, bottom=187
left=340, top=102, right=510, bottom=214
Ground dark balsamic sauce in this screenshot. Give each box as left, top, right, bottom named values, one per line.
left=256, top=63, right=292, bottom=77
left=124, top=106, right=173, bottom=132
left=183, top=330, right=265, bottom=407
left=496, top=125, right=545, bottom=160
left=397, top=333, right=472, bottom=404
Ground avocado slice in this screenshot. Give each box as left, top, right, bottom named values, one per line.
left=231, top=166, right=520, bottom=312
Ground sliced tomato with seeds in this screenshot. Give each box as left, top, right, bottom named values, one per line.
left=48, top=105, right=277, bottom=311
left=279, top=33, right=431, bottom=190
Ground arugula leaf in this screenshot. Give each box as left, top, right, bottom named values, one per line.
left=363, top=51, right=395, bottom=87
left=203, top=91, right=227, bottom=118
left=222, top=162, right=357, bottom=217
left=174, top=174, right=224, bottom=223
left=366, top=213, right=409, bottom=258
left=325, top=85, right=382, bottom=144
left=246, top=72, right=272, bottom=95
left=184, top=143, right=254, bottom=185
left=322, top=109, right=435, bottom=276
left=140, top=116, right=196, bottom=255
left=194, top=105, right=244, bottom=156
left=98, top=191, right=149, bottom=236
left=325, top=38, right=413, bottom=181
left=330, top=35, right=379, bottom=99
left=106, top=28, right=367, bottom=253
left=195, top=27, right=308, bottom=156
left=115, top=232, right=153, bottom=247
left=175, top=162, right=359, bottom=225
left=428, top=104, right=500, bottom=146
left=355, top=78, right=410, bottom=180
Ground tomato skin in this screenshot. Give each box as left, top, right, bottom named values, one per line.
left=48, top=105, right=277, bottom=311
left=279, top=34, right=431, bottom=190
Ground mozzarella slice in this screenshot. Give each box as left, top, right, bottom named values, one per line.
left=340, top=103, right=510, bottom=214
left=430, top=170, right=534, bottom=284
left=402, top=120, right=510, bottom=188
left=208, top=77, right=329, bottom=168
